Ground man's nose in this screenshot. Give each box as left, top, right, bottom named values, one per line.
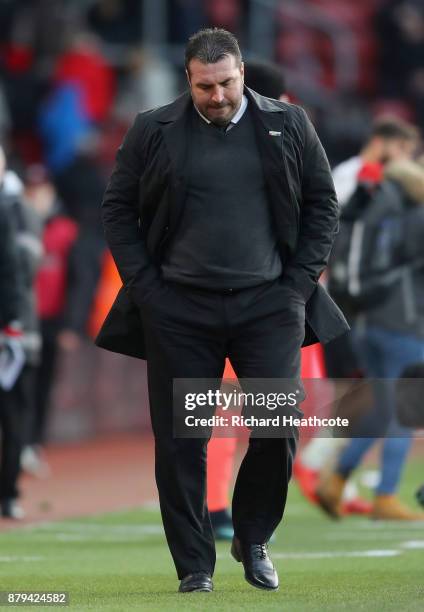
left=211, top=87, right=224, bottom=104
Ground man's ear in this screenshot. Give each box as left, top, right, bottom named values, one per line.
left=185, top=68, right=191, bottom=87
left=240, top=61, right=244, bottom=80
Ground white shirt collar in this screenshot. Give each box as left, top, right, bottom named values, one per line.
left=230, top=94, right=248, bottom=124
left=194, top=94, right=248, bottom=127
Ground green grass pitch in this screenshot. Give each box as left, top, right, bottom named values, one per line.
left=0, top=460, right=423, bottom=611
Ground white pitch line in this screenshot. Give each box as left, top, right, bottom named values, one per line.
left=0, top=556, right=44, bottom=562
left=400, top=541, right=424, bottom=549
left=35, top=523, right=163, bottom=535
left=353, top=520, right=424, bottom=530
left=272, top=550, right=401, bottom=559
left=218, top=549, right=401, bottom=560
left=325, top=532, right=418, bottom=540
left=19, top=502, right=160, bottom=531
left=55, top=534, right=89, bottom=542
left=27, top=523, right=165, bottom=542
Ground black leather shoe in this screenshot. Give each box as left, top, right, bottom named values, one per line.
left=178, top=572, right=213, bottom=593
left=231, top=537, right=278, bottom=590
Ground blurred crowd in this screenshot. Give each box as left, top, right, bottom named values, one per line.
left=1, top=0, right=424, bottom=520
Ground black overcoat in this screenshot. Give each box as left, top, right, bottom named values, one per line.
left=96, top=87, right=349, bottom=359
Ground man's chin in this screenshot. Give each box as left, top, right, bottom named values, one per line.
left=210, top=117, right=230, bottom=127
left=206, top=108, right=233, bottom=126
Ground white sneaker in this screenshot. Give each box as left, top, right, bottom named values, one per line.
left=21, top=446, right=51, bottom=478
left=1, top=499, right=26, bottom=520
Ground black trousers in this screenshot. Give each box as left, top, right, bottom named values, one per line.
left=0, top=366, right=35, bottom=501
left=140, top=278, right=305, bottom=579
left=30, top=318, right=61, bottom=446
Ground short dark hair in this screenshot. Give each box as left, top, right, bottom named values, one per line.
left=185, top=28, right=242, bottom=71
left=244, top=60, right=287, bottom=99
left=370, top=116, right=419, bottom=143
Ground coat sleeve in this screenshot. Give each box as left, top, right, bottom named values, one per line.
left=101, top=112, right=161, bottom=308
left=283, top=108, right=339, bottom=301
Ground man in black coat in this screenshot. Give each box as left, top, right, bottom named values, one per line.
left=97, top=28, right=348, bottom=592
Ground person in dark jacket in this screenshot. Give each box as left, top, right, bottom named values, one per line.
left=317, top=158, right=424, bottom=520
left=96, top=28, right=348, bottom=593
left=0, top=162, right=22, bottom=335
left=0, top=149, right=27, bottom=520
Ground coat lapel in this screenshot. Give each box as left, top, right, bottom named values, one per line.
left=156, top=93, right=192, bottom=233
left=246, top=88, right=298, bottom=253
left=248, top=98, right=286, bottom=176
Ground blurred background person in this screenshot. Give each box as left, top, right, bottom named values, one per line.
left=37, top=30, right=110, bottom=355
left=0, top=191, right=24, bottom=520
left=21, top=165, right=78, bottom=476
left=317, top=156, right=424, bottom=520
left=0, top=145, right=42, bottom=519
left=332, top=117, right=419, bottom=207
left=376, top=0, right=424, bottom=128
left=296, top=117, right=419, bottom=515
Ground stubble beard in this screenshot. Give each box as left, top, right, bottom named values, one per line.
left=208, top=96, right=242, bottom=127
